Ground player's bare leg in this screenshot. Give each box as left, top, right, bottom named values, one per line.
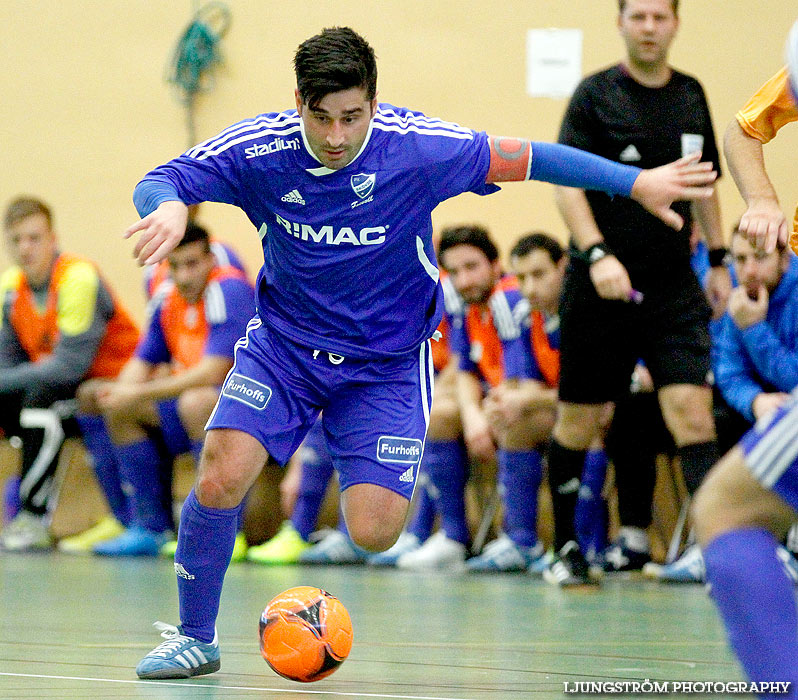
left=137, top=428, right=269, bottom=679
left=195, top=428, right=267, bottom=508
left=341, top=483, right=410, bottom=552
left=694, top=446, right=798, bottom=689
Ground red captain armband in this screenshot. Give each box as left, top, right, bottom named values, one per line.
left=487, top=137, right=533, bottom=182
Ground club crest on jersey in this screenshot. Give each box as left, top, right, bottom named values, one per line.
left=351, top=173, right=376, bottom=199
left=222, top=373, right=272, bottom=410
left=377, top=436, right=422, bottom=464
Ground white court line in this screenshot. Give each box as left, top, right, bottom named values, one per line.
left=0, top=672, right=476, bottom=700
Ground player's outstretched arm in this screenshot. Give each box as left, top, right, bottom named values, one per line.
left=486, top=137, right=716, bottom=230
left=630, top=153, right=716, bottom=231
left=723, top=119, right=788, bottom=253
left=123, top=200, right=189, bottom=266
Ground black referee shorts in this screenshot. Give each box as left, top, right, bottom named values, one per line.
left=557, top=263, right=712, bottom=405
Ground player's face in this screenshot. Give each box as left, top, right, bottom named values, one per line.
left=618, top=0, right=678, bottom=70
left=731, top=234, right=789, bottom=296
left=168, top=241, right=216, bottom=304
left=296, top=87, right=378, bottom=170
left=511, top=249, right=565, bottom=315
left=441, top=244, right=501, bottom=305
left=4, top=212, right=58, bottom=288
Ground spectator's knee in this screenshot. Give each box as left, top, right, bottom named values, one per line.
left=75, top=379, right=105, bottom=413
left=663, top=388, right=715, bottom=443
left=506, top=408, right=555, bottom=449
left=427, top=396, right=461, bottom=441
left=177, top=387, right=218, bottom=436
left=553, top=405, right=602, bottom=449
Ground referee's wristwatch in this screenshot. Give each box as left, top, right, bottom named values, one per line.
left=581, top=241, right=613, bottom=265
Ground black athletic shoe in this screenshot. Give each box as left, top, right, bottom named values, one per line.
left=598, top=539, right=651, bottom=573
left=543, top=540, right=600, bottom=587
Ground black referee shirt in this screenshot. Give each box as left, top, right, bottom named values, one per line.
left=558, top=64, right=721, bottom=288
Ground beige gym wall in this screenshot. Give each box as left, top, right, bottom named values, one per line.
left=2, top=1, right=797, bottom=322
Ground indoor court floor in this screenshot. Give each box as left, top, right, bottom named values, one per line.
left=0, top=552, right=748, bottom=699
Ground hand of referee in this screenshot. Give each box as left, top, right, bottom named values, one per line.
left=589, top=254, right=633, bottom=301
left=631, top=152, right=716, bottom=230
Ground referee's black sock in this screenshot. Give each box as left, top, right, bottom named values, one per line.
left=546, top=438, right=587, bottom=552
left=678, top=440, right=719, bottom=496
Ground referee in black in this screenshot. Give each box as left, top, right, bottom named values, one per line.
left=543, top=0, right=731, bottom=585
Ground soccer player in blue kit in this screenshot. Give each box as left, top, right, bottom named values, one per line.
left=130, top=26, right=717, bottom=679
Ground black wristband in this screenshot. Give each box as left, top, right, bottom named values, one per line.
left=708, top=247, right=728, bottom=268
left=581, top=241, right=613, bottom=265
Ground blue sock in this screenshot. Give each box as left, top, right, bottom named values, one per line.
left=423, top=439, right=469, bottom=544
left=176, top=489, right=240, bottom=643
left=406, top=474, right=436, bottom=541
left=3, top=475, right=20, bottom=524
left=574, top=449, right=609, bottom=559
left=114, top=439, right=173, bottom=532
left=498, top=449, right=543, bottom=548
left=291, top=456, right=334, bottom=540
left=704, top=528, right=798, bottom=691
left=76, top=414, right=131, bottom=527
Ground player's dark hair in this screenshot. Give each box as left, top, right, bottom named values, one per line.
left=294, top=27, right=377, bottom=109
left=618, top=0, right=678, bottom=15
left=510, top=232, right=564, bottom=264
left=177, top=221, right=211, bottom=253
left=4, top=196, right=52, bottom=230
left=437, top=224, right=498, bottom=264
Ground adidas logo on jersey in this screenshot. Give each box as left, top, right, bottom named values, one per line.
left=399, top=466, right=414, bottom=483
left=619, top=144, right=642, bottom=162
left=281, top=189, right=305, bottom=205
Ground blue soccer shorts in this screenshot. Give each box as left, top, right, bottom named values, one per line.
left=741, top=389, right=798, bottom=510
left=206, top=317, right=434, bottom=499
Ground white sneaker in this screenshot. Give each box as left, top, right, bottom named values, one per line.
left=0, top=511, right=52, bottom=551
left=466, top=533, right=545, bottom=572
left=642, top=544, right=705, bottom=583
left=136, top=622, right=220, bottom=679
left=396, top=531, right=466, bottom=571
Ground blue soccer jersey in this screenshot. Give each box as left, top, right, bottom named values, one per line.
left=135, top=105, right=499, bottom=360
left=136, top=272, right=255, bottom=368
left=447, top=276, right=529, bottom=388
left=511, top=309, right=562, bottom=384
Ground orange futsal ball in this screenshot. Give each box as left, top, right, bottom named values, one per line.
left=259, top=586, right=353, bottom=682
